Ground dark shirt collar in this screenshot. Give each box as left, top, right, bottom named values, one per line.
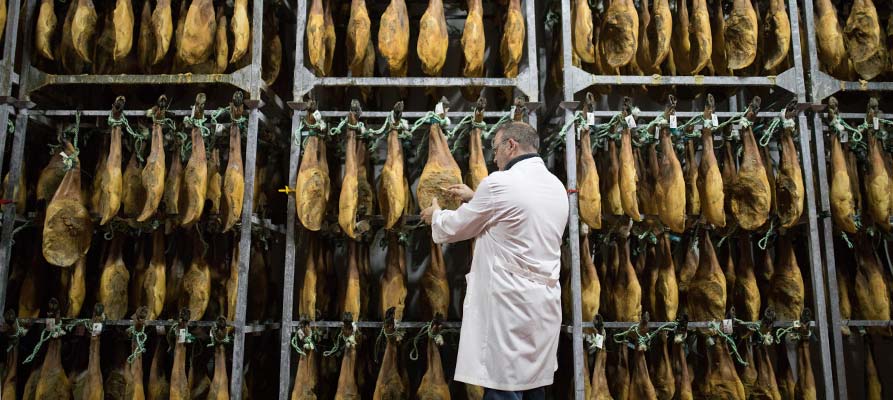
left=504, top=153, right=540, bottom=171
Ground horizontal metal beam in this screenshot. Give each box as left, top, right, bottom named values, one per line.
left=564, top=65, right=799, bottom=95
left=841, top=320, right=893, bottom=327
left=23, top=65, right=253, bottom=95
left=316, top=111, right=514, bottom=119
left=561, top=321, right=816, bottom=332
left=811, top=70, right=893, bottom=102
left=286, top=321, right=463, bottom=329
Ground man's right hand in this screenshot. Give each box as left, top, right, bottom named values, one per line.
left=444, top=184, right=475, bottom=202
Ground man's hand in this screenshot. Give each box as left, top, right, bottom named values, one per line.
left=444, top=184, right=474, bottom=203
left=421, top=197, right=441, bottom=225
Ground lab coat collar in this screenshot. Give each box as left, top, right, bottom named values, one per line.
left=504, top=153, right=540, bottom=170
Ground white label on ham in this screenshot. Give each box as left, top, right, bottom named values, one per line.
left=654, top=126, right=660, bottom=140
left=435, top=102, right=445, bottom=116
left=92, top=323, right=102, bottom=336
left=594, top=333, right=605, bottom=349
left=587, top=112, right=595, bottom=126
left=712, top=114, right=720, bottom=127
left=722, top=319, right=733, bottom=334
left=840, top=131, right=849, bottom=143
left=178, top=329, right=187, bottom=343
left=312, top=110, right=322, bottom=123
left=625, top=115, right=637, bottom=128
left=669, top=115, right=678, bottom=129
left=874, top=117, right=880, bottom=131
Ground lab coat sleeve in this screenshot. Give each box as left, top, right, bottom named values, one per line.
left=431, top=178, right=496, bottom=244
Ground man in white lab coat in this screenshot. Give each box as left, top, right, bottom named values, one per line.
left=421, top=121, right=569, bottom=400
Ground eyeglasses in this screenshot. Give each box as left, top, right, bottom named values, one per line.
left=493, top=138, right=512, bottom=152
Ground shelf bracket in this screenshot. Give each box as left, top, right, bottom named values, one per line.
left=811, top=71, right=841, bottom=103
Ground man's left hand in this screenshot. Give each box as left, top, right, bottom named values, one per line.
left=421, top=197, right=441, bottom=225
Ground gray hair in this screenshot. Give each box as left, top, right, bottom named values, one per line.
left=495, top=121, right=539, bottom=150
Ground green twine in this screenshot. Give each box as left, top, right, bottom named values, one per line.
left=732, top=318, right=771, bottom=345
left=407, top=111, right=451, bottom=138
left=841, top=232, right=854, bottom=249
left=183, top=114, right=211, bottom=138
left=6, top=319, right=27, bottom=353
left=323, top=323, right=358, bottom=357
left=707, top=321, right=748, bottom=366
left=63, top=319, right=92, bottom=332
left=293, top=115, right=328, bottom=148
left=409, top=321, right=446, bottom=361
left=126, top=325, right=148, bottom=363
left=291, top=327, right=317, bottom=357
left=7, top=118, right=13, bottom=134
left=613, top=322, right=678, bottom=351
left=108, top=113, right=144, bottom=149
left=758, top=220, right=776, bottom=250
left=482, top=108, right=514, bottom=140
left=206, top=325, right=232, bottom=348
left=329, top=117, right=364, bottom=138
left=23, top=322, right=66, bottom=364
left=374, top=324, right=405, bottom=363
left=60, top=111, right=82, bottom=171
left=774, top=320, right=809, bottom=343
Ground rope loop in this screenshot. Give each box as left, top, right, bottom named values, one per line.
left=126, top=325, right=148, bottom=363
left=23, top=322, right=66, bottom=364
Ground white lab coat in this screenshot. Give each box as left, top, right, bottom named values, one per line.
left=432, top=157, right=569, bottom=391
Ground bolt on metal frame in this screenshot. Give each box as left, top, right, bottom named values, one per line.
left=558, top=0, right=834, bottom=399
left=280, top=1, right=542, bottom=397
left=0, top=0, right=284, bottom=398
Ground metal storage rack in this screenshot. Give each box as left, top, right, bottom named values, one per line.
left=279, top=1, right=542, bottom=398
left=800, top=1, right=893, bottom=399
left=556, top=0, right=834, bottom=399
left=0, top=1, right=290, bottom=398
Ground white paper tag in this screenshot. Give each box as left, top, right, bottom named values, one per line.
left=594, top=333, right=605, bottom=349
left=312, top=110, right=322, bottom=122
left=840, top=131, right=849, bottom=143
left=874, top=117, right=880, bottom=130
left=625, top=115, right=637, bottom=128
left=178, top=329, right=187, bottom=343
left=654, top=126, right=661, bottom=140
left=92, top=323, right=102, bottom=336
left=712, top=114, right=720, bottom=127
left=156, top=326, right=165, bottom=335
left=669, top=115, right=678, bottom=129
left=215, top=123, right=224, bottom=135
left=722, top=319, right=733, bottom=334
left=587, top=112, right=595, bottom=126
left=435, top=102, right=445, bottom=115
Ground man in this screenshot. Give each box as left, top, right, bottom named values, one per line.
left=421, top=121, right=569, bottom=400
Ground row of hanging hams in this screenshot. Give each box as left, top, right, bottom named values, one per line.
left=290, top=97, right=501, bottom=400
left=576, top=94, right=803, bottom=234
left=309, top=0, right=524, bottom=99
left=560, top=223, right=814, bottom=400
left=2, top=303, right=254, bottom=400
left=816, top=0, right=893, bottom=81
left=34, top=0, right=281, bottom=84
left=570, top=0, right=791, bottom=77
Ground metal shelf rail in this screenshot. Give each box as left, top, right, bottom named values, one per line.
left=290, top=0, right=540, bottom=102
left=558, top=0, right=834, bottom=399
left=0, top=0, right=283, bottom=398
